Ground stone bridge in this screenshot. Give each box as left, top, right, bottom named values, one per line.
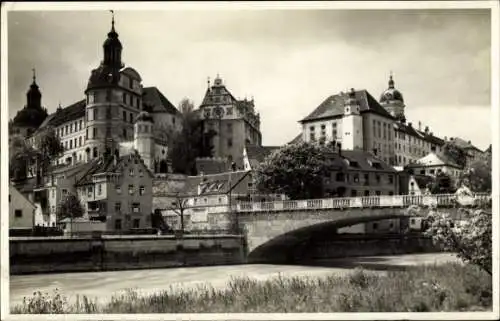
left=232, top=193, right=490, bottom=263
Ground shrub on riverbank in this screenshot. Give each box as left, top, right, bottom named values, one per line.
left=11, top=262, right=491, bottom=314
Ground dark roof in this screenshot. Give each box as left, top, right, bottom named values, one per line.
left=245, top=145, right=280, bottom=163
left=142, top=87, right=180, bottom=115
left=288, top=133, right=303, bottom=145
left=38, top=100, right=86, bottom=131
left=449, top=137, right=483, bottom=153
left=339, top=149, right=397, bottom=173
left=406, top=151, right=462, bottom=169
left=12, top=106, right=48, bottom=128
left=300, top=90, right=394, bottom=123
left=200, top=81, right=239, bottom=107
left=182, top=170, right=251, bottom=196
left=394, top=122, right=445, bottom=146
left=76, top=152, right=154, bottom=186
left=11, top=177, right=37, bottom=194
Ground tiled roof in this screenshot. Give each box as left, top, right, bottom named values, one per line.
left=449, top=137, right=483, bottom=153
left=182, top=170, right=251, bottom=196
left=339, top=149, right=397, bottom=173
left=142, top=87, right=180, bottom=115
left=289, top=133, right=303, bottom=145
left=200, top=84, right=238, bottom=107
left=407, top=151, right=462, bottom=169
left=300, top=90, right=394, bottom=123
left=246, top=145, right=280, bottom=164
left=76, top=152, right=154, bottom=186
left=394, top=121, right=445, bottom=146
left=37, top=100, right=86, bottom=132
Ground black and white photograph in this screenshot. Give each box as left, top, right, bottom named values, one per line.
left=1, top=1, right=498, bottom=319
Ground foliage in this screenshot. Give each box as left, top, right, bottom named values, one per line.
left=255, top=142, right=329, bottom=200
left=179, top=98, right=195, bottom=115
left=442, top=142, right=467, bottom=168
left=35, top=127, right=64, bottom=171
left=429, top=171, right=455, bottom=194
left=458, top=155, right=492, bottom=193
left=425, top=207, right=492, bottom=275
left=56, top=194, right=85, bottom=221
left=9, top=136, right=38, bottom=181
left=170, top=108, right=216, bottom=175
left=12, top=263, right=492, bottom=313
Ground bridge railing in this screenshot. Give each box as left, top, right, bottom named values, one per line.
left=234, top=193, right=490, bottom=213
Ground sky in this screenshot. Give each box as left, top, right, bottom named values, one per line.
left=6, top=6, right=493, bottom=150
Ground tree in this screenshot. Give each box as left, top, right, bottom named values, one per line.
left=458, top=155, right=492, bottom=193
left=35, top=127, right=64, bottom=172
left=170, top=109, right=216, bottom=175
left=255, top=141, right=329, bottom=200
left=56, top=194, right=85, bottom=237
left=168, top=194, right=189, bottom=235
left=9, top=135, right=38, bottom=181
left=442, top=142, right=467, bottom=168
left=425, top=207, right=492, bottom=275
left=429, top=171, right=456, bottom=194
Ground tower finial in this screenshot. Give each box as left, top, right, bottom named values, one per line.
left=207, top=76, right=211, bottom=89
left=110, top=10, right=115, bottom=32
left=388, top=71, right=395, bottom=89
left=32, top=68, right=36, bottom=83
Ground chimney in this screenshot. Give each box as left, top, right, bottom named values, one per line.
left=430, top=132, right=433, bottom=136
left=468, top=140, right=471, bottom=144
left=425, top=126, right=429, bottom=133
left=444, top=136, right=447, bottom=141
left=408, top=122, right=412, bottom=127
left=418, top=121, right=421, bottom=131
left=450, top=137, right=454, bottom=141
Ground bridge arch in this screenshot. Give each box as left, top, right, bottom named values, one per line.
left=245, top=212, right=415, bottom=263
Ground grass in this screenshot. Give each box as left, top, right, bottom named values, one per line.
left=11, top=262, right=492, bottom=314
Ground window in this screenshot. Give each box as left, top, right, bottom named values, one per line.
left=98, top=184, right=102, bottom=195
left=123, top=93, right=127, bottom=104
left=227, top=138, right=233, bottom=147
left=372, top=223, right=378, bottom=230
left=65, top=125, right=68, bottom=135
left=132, top=203, right=140, bottom=213
left=139, top=169, right=143, bottom=177
left=364, top=190, right=370, bottom=196
left=364, top=174, right=369, bottom=185
left=115, top=219, right=122, bottom=230
left=375, top=174, right=381, bottom=183
left=130, top=113, right=133, bottom=124
left=62, top=189, right=68, bottom=196
left=15, top=210, right=22, bottom=218
left=115, top=202, right=121, bottom=213
left=87, top=186, right=93, bottom=197
left=353, top=174, right=359, bottom=183
left=123, top=111, right=127, bottom=121
left=93, top=147, right=98, bottom=158
left=79, top=136, right=82, bottom=146
left=139, top=186, right=145, bottom=195
left=388, top=175, right=394, bottom=184
left=123, top=128, right=127, bottom=139
left=336, top=172, right=345, bottom=182
left=116, top=185, right=121, bottom=194
left=129, top=168, right=134, bottom=176
left=351, top=189, right=357, bottom=197
left=93, top=108, right=98, bottom=120
left=128, top=184, right=134, bottom=195
left=227, top=123, right=233, bottom=133
left=226, top=107, right=233, bottom=115
left=79, top=120, right=83, bottom=130
left=133, top=219, right=140, bottom=228
left=430, top=169, right=435, bottom=174
left=70, top=140, right=73, bottom=149
left=93, top=128, right=97, bottom=139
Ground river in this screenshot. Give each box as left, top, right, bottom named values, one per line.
left=10, top=252, right=459, bottom=307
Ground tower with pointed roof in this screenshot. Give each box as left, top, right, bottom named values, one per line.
left=198, top=74, right=262, bottom=169
left=379, top=73, right=405, bottom=121
left=10, top=69, right=48, bottom=137
left=84, top=12, right=144, bottom=162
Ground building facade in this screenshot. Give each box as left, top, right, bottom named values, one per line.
left=197, top=75, right=262, bottom=168
left=9, top=184, right=36, bottom=230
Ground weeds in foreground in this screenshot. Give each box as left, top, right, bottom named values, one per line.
left=11, top=262, right=492, bottom=314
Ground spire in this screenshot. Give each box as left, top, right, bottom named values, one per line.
left=110, top=10, right=115, bottom=33
left=207, top=76, right=211, bottom=89
left=32, top=68, right=36, bottom=85
left=102, top=9, right=123, bottom=71
left=388, top=71, right=395, bottom=89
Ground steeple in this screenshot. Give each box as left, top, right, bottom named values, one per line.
left=26, top=68, right=42, bottom=109
left=102, top=10, right=123, bottom=70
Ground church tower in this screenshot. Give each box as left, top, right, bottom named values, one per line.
left=341, top=88, right=364, bottom=150
left=379, top=73, right=406, bottom=122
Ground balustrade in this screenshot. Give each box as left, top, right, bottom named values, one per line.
left=231, top=193, right=490, bottom=213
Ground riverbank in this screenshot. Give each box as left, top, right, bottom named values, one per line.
left=11, top=258, right=492, bottom=313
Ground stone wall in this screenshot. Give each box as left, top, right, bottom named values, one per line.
left=10, top=235, right=245, bottom=275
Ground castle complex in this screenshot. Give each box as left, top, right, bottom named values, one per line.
left=8, top=15, right=487, bottom=233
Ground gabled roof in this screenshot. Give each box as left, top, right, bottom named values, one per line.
left=394, top=121, right=445, bottom=146
left=339, top=149, right=397, bottom=173
left=408, top=151, right=462, bottom=169
left=142, top=87, right=180, bottom=115
left=182, top=170, right=251, bottom=196
left=76, top=152, right=154, bottom=186
left=300, top=90, right=394, bottom=123
left=9, top=183, right=36, bottom=208
left=245, top=145, right=280, bottom=163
